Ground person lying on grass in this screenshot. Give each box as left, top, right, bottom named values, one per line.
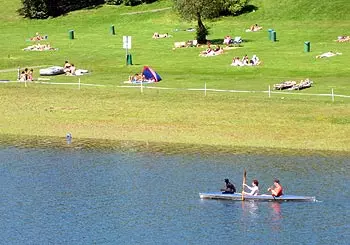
left=152, top=32, right=171, bottom=39
left=30, top=32, right=47, bottom=41
left=335, top=36, right=350, bottom=42
left=23, top=43, right=57, bottom=51
left=246, top=24, right=263, bottom=32
left=199, top=45, right=224, bottom=57
left=316, top=51, right=342, bottom=58
left=129, top=73, right=146, bottom=82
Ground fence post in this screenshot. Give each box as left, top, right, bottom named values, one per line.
left=204, top=82, right=207, bottom=96
left=268, top=85, right=271, bottom=98
left=331, top=88, right=334, bottom=102
left=17, top=66, right=20, bottom=81
left=78, top=78, right=81, bottom=90
left=140, top=82, right=143, bottom=94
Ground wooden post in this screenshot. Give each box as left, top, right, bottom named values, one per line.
left=268, top=85, right=271, bottom=98
left=78, top=78, right=81, bottom=90
left=204, top=82, right=207, bottom=97
left=140, top=81, right=143, bottom=94
left=331, top=88, right=334, bottom=102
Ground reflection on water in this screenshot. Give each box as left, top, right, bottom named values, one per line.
left=242, top=201, right=259, bottom=219
left=269, top=202, right=282, bottom=232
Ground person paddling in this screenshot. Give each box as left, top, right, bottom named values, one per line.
left=221, top=178, right=236, bottom=194
left=243, top=179, right=259, bottom=196
left=267, top=179, right=283, bottom=197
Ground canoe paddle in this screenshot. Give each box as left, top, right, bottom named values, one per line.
left=242, top=169, right=246, bottom=201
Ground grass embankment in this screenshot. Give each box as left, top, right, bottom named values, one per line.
left=0, top=0, right=349, bottom=153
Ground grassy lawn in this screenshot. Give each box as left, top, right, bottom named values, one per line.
left=0, top=0, right=349, bottom=153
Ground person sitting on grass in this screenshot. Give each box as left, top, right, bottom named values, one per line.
left=66, top=64, right=76, bottom=76
left=242, top=55, right=250, bottom=65
left=223, top=35, right=232, bottom=45
left=19, top=71, right=26, bottom=82
left=231, top=57, right=243, bottom=66
left=63, top=61, right=71, bottom=74
left=250, top=55, right=261, bottom=66
left=27, top=69, right=34, bottom=81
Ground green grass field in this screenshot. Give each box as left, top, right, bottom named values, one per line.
left=0, top=0, right=349, bottom=153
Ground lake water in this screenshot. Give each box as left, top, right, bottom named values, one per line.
left=0, top=141, right=349, bottom=244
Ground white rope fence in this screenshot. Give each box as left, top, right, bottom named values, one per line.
left=118, top=82, right=350, bottom=102
left=2, top=79, right=349, bottom=101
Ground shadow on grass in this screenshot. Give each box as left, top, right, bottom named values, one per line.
left=238, top=5, right=259, bottom=15
left=220, top=5, right=259, bottom=16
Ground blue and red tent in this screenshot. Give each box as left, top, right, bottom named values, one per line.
left=142, top=66, right=162, bottom=82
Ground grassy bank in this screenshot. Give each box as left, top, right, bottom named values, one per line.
left=0, top=0, right=349, bottom=153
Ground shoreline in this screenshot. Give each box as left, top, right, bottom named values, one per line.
left=1, top=134, right=349, bottom=157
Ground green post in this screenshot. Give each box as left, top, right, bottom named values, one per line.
left=271, top=31, right=277, bottom=42
left=110, top=25, right=115, bottom=35
left=126, top=54, right=133, bottom=65
left=304, top=41, right=310, bottom=52
left=268, top=29, right=273, bottom=40
left=69, top=30, right=74, bottom=40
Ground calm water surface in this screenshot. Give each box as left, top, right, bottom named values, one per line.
left=0, top=143, right=349, bottom=244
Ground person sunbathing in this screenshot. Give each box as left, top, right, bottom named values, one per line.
left=30, top=32, right=46, bottom=41
left=336, top=36, right=350, bottom=42
left=200, top=48, right=213, bottom=55
left=316, top=51, right=342, bottom=58
left=129, top=73, right=145, bottom=82
left=152, top=32, right=159, bottom=39
left=153, top=33, right=170, bottom=39
left=249, top=24, right=263, bottom=32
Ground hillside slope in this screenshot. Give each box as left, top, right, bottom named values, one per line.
left=241, top=0, right=350, bottom=21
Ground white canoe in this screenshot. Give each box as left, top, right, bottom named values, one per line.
left=199, top=192, right=316, bottom=202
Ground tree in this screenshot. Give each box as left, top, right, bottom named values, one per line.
left=173, top=0, right=222, bottom=44
left=220, top=0, right=250, bottom=15
left=174, top=0, right=250, bottom=44
left=19, top=0, right=105, bottom=19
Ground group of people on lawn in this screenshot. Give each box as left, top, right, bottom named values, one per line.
left=19, top=68, right=34, bottom=82
left=231, top=54, right=260, bottom=66
left=63, top=61, right=76, bottom=75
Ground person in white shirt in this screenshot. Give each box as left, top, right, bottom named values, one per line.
left=243, top=179, right=259, bottom=196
